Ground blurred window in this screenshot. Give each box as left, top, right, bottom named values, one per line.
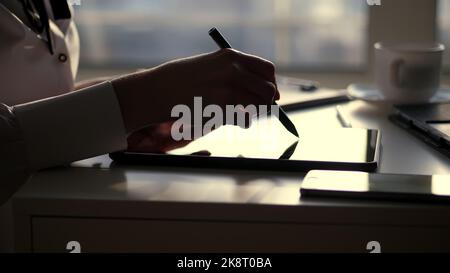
left=73, top=0, right=367, bottom=70
left=439, top=0, right=450, bottom=71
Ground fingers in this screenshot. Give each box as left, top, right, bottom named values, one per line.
left=232, top=65, right=277, bottom=105
left=190, top=150, right=211, bottom=156
left=127, top=122, right=192, bottom=153
left=231, top=50, right=276, bottom=83
left=219, top=49, right=280, bottom=101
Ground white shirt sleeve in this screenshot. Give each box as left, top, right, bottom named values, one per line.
left=14, top=81, right=128, bottom=170
left=0, top=82, right=128, bottom=204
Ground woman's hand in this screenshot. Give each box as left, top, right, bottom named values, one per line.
left=126, top=121, right=189, bottom=153
left=126, top=121, right=211, bottom=155
left=112, top=49, right=279, bottom=135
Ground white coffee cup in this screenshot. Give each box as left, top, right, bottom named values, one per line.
left=374, top=42, right=445, bottom=104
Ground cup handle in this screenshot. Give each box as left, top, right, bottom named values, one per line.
left=390, top=59, right=405, bottom=88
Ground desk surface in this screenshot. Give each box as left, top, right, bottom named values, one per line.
left=14, top=100, right=450, bottom=224
left=17, top=99, right=450, bottom=204
left=75, top=99, right=450, bottom=175
left=12, top=99, right=450, bottom=253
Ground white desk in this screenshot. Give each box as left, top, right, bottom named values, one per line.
left=12, top=100, right=450, bottom=252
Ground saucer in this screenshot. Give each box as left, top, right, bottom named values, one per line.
left=347, top=83, right=450, bottom=104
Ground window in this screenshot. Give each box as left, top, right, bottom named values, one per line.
left=73, top=0, right=367, bottom=71
left=439, top=0, right=450, bottom=71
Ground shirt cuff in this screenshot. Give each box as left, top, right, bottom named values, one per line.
left=13, top=81, right=127, bottom=170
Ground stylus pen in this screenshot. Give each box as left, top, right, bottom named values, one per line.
left=208, top=27, right=299, bottom=138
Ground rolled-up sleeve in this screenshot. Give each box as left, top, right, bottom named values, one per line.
left=0, top=82, right=127, bottom=204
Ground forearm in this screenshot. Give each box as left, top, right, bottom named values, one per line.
left=13, top=82, right=127, bottom=170
left=111, top=69, right=176, bottom=134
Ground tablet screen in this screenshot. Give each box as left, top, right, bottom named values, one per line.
left=168, top=116, right=379, bottom=163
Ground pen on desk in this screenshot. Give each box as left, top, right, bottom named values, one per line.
left=336, top=105, right=352, bottom=128
left=276, top=75, right=320, bottom=92
left=208, top=27, right=299, bottom=138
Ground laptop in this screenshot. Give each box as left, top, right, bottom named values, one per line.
left=390, top=102, right=450, bottom=158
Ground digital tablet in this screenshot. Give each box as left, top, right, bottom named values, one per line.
left=110, top=116, right=381, bottom=172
